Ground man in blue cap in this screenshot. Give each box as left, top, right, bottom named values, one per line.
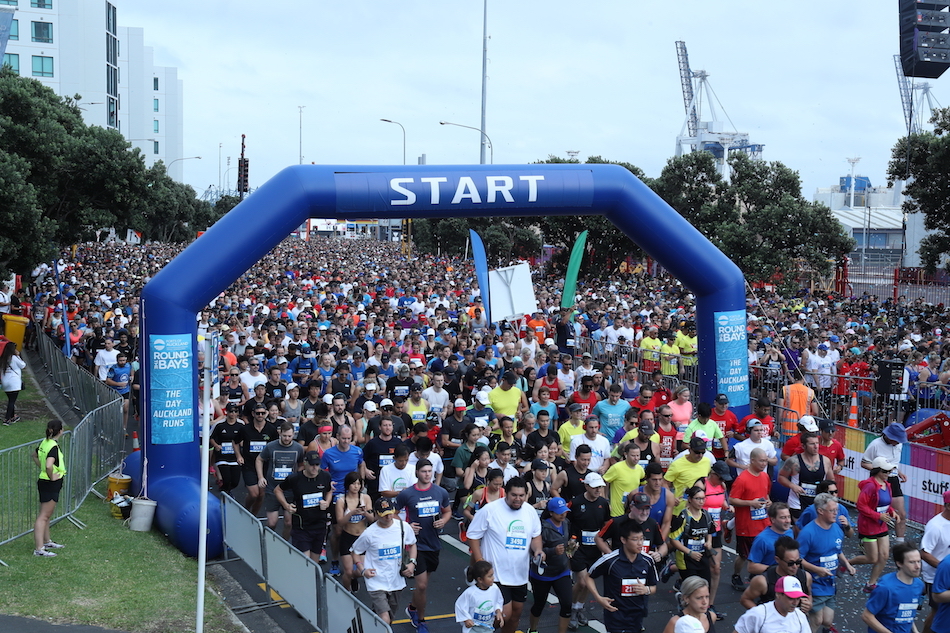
left=861, top=423, right=908, bottom=542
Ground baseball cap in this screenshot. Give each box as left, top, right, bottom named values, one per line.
left=583, top=472, right=606, bottom=487
left=775, top=575, right=809, bottom=598
left=409, top=382, right=422, bottom=392
left=546, top=497, right=570, bottom=514
left=818, top=419, right=835, bottom=433
left=745, top=418, right=762, bottom=429
left=689, top=436, right=707, bottom=452
left=582, top=352, right=592, bottom=358
left=531, top=458, right=550, bottom=470
left=303, top=451, right=321, bottom=465
left=475, top=391, right=490, bottom=405
left=398, top=365, right=411, bottom=374
left=322, top=394, right=334, bottom=405
left=567, top=403, right=583, bottom=413
left=674, top=615, right=704, bottom=633
left=380, top=398, right=394, bottom=408
left=363, top=401, right=378, bottom=412
left=944, top=490, right=950, bottom=505
left=373, top=497, right=396, bottom=516
left=380, top=353, right=390, bottom=362
left=870, top=456, right=896, bottom=471
left=454, top=398, right=467, bottom=411
left=630, top=492, right=651, bottom=508
left=714, top=393, right=729, bottom=405
left=364, top=381, right=377, bottom=391
left=799, top=415, right=819, bottom=432
left=711, top=460, right=733, bottom=482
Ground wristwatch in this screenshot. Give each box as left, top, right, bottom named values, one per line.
left=408, top=558, right=416, bottom=564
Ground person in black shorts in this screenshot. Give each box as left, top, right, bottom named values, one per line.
left=33, top=419, right=67, bottom=557
left=234, top=403, right=278, bottom=515
left=275, top=450, right=333, bottom=562
left=567, top=472, right=611, bottom=629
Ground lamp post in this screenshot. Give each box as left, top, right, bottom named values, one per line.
left=380, top=119, right=406, bottom=165
left=439, top=121, right=493, bottom=164
left=480, top=0, right=489, bottom=166
left=847, top=157, right=862, bottom=269
left=166, top=156, right=201, bottom=181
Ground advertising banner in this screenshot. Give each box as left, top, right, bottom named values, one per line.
left=714, top=310, right=749, bottom=406
left=149, top=333, right=194, bottom=445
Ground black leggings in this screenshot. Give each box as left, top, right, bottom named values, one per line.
left=217, top=463, right=242, bottom=493
left=530, top=574, right=573, bottom=618
left=5, top=390, right=18, bottom=420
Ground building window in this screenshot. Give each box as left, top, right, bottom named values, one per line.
left=31, top=21, right=52, bottom=43
left=153, top=77, right=159, bottom=90
left=153, top=98, right=159, bottom=112
left=31, top=0, right=51, bottom=7
left=0, top=1, right=18, bottom=6
left=153, top=120, right=159, bottom=134
left=31, top=55, right=53, bottom=77
left=105, top=3, right=116, bottom=34
left=3, top=53, right=19, bottom=74
left=153, top=141, right=160, bottom=155
left=9, top=19, right=17, bottom=40
left=107, top=96, right=117, bottom=128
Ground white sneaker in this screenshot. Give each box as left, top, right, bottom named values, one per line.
left=44, top=541, right=65, bottom=549
left=33, top=549, right=56, bottom=557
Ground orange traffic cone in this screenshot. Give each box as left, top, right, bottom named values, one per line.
left=847, top=392, right=859, bottom=428
left=132, top=431, right=140, bottom=452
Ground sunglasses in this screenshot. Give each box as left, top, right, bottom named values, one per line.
left=782, top=558, right=803, bottom=566
left=254, top=411, right=267, bottom=415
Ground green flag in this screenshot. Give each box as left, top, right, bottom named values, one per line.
left=560, top=230, right=588, bottom=309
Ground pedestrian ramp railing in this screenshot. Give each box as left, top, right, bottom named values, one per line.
left=220, top=493, right=392, bottom=633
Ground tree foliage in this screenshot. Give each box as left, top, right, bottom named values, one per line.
left=0, top=67, right=223, bottom=276
left=887, top=107, right=950, bottom=270
left=411, top=216, right=541, bottom=264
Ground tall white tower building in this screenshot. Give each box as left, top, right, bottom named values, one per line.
left=1, top=0, right=185, bottom=180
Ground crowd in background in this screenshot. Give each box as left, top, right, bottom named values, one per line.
left=6, top=236, right=950, bottom=633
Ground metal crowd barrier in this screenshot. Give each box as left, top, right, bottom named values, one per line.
left=0, top=333, right=125, bottom=565
left=220, top=493, right=391, bottom=633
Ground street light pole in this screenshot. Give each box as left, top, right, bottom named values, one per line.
left=439, top=121, right=493, bottom=164
left=480, top=0, right=489, bottom=166
left=166, top=156, right=202, bottom=180
left=380, top=119, right=406, bottom=165
left=847, top=157, right=862, bottom=269
left=298, top=106, right=305, bottom=164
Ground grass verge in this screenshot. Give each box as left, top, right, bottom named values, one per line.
left=0, top=481, right=242, bottom=633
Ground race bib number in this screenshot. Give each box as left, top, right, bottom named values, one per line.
left=751, top=506, right=767, bottom=521
left=349, top=513, right=364, bottom=523
left=431, top=405, right=443, bottom=413
left=712, top=438, right=722, bottom=450
left=379, top=454, right=395, bottom=467
left=638, top=459, right=649, bottom=469
left=412, top=411, right=426, bottom=421
left=621, top=578, right=644, bottom=596
left=581, top=530, right=597, bottom=546
left=819, top=554, right=838, bottom=572
left=567, top=338, right=576, bottom=347
left=504, top=522, right=528, bottom=550
left=641, top=539, right=651, bottom=554
left=416, top=500, right=439, bottom=518
left=473, top=610, right=495, bottom=625
left=897, top=602, right=918, bottom=623
left=660, top=456, right=673, bottom=469
left=688, top=538, right=704, bottom=552
left=801, top=483, right=817, bottom=497
left=378, top=545, right=401, bottom=560
left=394, top=386, right=409, bottom=397
left=219, top=444, right=234, bottom=455
left=273, top=467, right=292, bottom=481
left=249, top=441, right=266, bottom=453
left=876, top=505, right=889, bottom=514
left=301, top=492, right=322, bottom=508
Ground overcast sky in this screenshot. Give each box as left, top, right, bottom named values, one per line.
left=118, top=1, right=937, bottom=204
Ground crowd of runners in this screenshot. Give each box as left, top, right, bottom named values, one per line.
left=7, top=236, right=950, bottom=633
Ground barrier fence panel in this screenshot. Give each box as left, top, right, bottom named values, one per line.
left=262, top=528, right=321, bottom=630
left=0, top=332, right=126, bottom=562
left=220, top=494, right=390, bottom=633
left=833, top=422, right=949, bottom=530
left=221, top=494, right=264, bottom=578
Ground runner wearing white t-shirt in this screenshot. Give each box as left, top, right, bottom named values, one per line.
left=466, top=477, right=543, bottom=633
left=351, top=497, right=417, bottom=625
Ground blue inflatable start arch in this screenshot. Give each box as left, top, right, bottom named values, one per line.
left=135, top=163, right=749, bottom=557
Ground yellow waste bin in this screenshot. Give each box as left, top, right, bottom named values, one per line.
left=2, top=314, right=28, bottom=349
